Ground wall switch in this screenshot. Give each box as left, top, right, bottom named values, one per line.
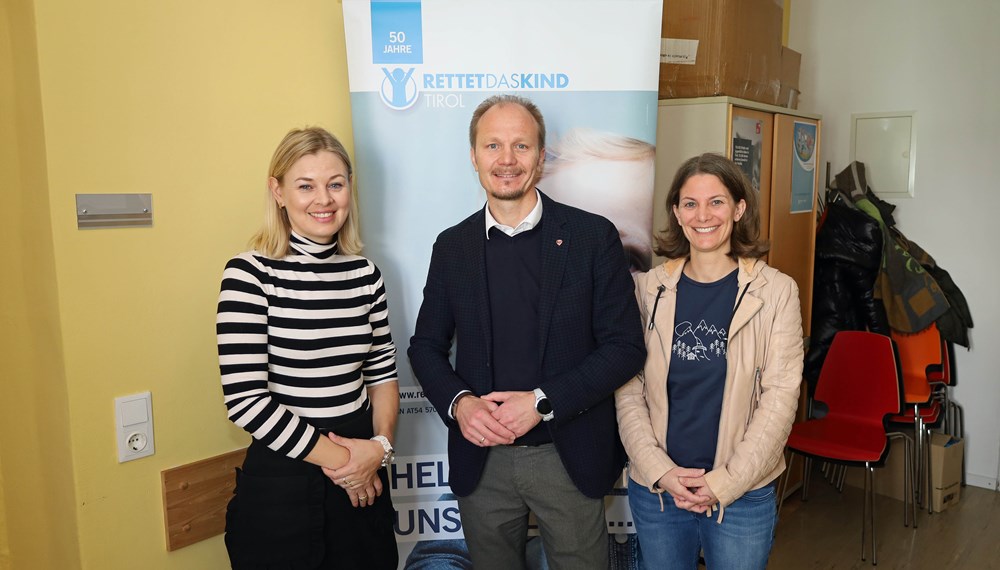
left=115, top=391, right=154, bottom=463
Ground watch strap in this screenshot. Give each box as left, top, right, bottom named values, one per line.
left=370, top=435, right=394, bottom=468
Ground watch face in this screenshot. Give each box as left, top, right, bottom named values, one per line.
left=536, top=398, right=552, bottom=415
left=380, top=449, right=395, bottom=468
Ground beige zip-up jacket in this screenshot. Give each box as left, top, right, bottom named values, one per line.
left=616, top=257, right=803, bottom=509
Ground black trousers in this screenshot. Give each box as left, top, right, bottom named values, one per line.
left=225, top=409, right=398, bottom=570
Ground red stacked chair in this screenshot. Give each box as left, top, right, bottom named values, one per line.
left=781, top=331, right=907, bottom=566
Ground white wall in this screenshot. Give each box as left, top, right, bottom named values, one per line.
left=790, top=0, right=1000, bottom=489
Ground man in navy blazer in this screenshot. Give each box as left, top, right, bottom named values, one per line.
left=408, top=95, right=645, bottom=569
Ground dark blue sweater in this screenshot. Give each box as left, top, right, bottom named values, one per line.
left=485, top=224, right=550, bottom=445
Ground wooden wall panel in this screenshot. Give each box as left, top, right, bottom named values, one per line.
left=161, top=448, right=246, bottom=551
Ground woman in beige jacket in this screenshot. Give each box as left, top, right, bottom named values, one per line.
left=616, top=153, right=802, bottom=569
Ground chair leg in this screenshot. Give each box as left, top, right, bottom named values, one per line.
left=899, top=434, right=917, bottom=529
left=777, top=450, right=792, bottom=518
left=946, top=404, right=954, bottom=436
left=836, top=464, right=848, bottom=492
left=861, top=462, right=868, bottom=562
left=921, top=419, right=933, bottom=515
left=802, top=456, right=813, bottom=501
left=888, top=432, right=917, bottom=529
left=861, top=462, right=878, bottom=564
left=906, top=435, right=917, bottom=528
left=822, top=460, right=833, bottom=482
left=955, top=402, right=965, bottom=439
left=913, top=405, right=923, bottom=508
left=869, top=464, right=878, bottom=565
left=954, top=402, right=967, bottom=487
left=943, top=391, right=953, bottom=435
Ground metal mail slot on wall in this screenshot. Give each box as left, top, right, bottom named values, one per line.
left=76, top=193, right=153, bottom=229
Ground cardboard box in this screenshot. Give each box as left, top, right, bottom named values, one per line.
left=930, top=432, right=964, bottom=512
left=778, top=46, right=801, bottom=109
left=658, top=0, right=784, bottom=105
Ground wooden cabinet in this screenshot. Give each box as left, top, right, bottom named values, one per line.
left=653, top=96, right=821, bottom=337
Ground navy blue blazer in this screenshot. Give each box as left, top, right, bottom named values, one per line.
left=408, top=191, right=646, bottom=498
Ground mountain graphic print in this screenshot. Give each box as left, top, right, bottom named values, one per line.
left=672, top=319, right=728, bottom=362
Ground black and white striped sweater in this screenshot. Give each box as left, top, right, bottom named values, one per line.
left=216, top=233, right=397, bottom=460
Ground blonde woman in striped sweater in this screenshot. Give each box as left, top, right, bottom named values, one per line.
left=217, top=127, right=399, bottom=569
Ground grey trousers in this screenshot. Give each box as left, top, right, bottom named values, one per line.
left=457, top=444, right=607, bottom=570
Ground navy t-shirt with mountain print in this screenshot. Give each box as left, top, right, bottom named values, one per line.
left=665, top=268, right=739, bottom=470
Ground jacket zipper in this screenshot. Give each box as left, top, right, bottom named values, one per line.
left=745, top=366, right=762, bottom=429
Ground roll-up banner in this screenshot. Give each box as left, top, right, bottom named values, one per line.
left=342, top=1, right=662, bottom=566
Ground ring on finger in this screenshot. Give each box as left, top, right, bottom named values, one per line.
left=479, top=435, right=485, bottom=444
left=358, top=495, right=368, bottom=501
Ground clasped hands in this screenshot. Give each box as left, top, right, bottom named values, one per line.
left=321, top=433, right=384, bottom=509
left=657, top=467, right=718, bottom=513
left=455, top=391, right=540, bottom=447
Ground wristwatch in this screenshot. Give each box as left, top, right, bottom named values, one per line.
left=371, top=435, right=395, bottom=468
left=533, top=388, right=554, bottom=422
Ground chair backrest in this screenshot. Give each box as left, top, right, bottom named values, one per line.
left=890, top=324, right=944, bottom=403
left=815, top=331, right=903, bottom=424
left=928, top=339, right=956, bottom=387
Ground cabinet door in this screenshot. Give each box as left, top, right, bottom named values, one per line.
left=729, top=107, right=774, bottom=243
left=770, top=114, right=819, bottom=336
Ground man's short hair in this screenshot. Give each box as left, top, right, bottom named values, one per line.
left=468, top=95, right=546, bottom=150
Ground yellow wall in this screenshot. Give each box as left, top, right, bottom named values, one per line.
left=2, top=0, right=356, bottom=567
left=0, top=0, right=81, bottom=568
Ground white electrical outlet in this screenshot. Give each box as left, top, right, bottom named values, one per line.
left=127, top=432, right=148, bottom=452
left=115, top=391, right=154, bottom=463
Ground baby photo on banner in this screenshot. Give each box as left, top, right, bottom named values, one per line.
left=342, top=1, right=663, bottom=567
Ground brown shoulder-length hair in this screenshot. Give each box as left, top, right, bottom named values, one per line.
left=249, top=127, right=363, bottom=258
left=654, top=153, right=770, bottom=260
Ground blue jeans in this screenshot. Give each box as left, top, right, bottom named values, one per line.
left=628, top=478, right=776, bottom=570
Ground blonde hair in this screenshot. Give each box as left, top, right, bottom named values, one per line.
left=544, top=128, right=655, bottom=174
left=249, top=127, right=363, bottom=257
